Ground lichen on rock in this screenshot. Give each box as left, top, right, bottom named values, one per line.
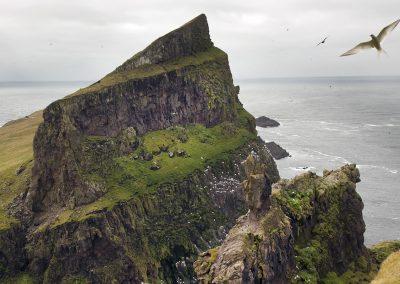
left=195, top=159, right=369, bottom=283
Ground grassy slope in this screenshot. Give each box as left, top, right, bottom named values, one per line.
left=52, top=109, right=256, bottom=228
left=0, top=111, right=42, bottom=230
left=321, top=240, right=400, bottom=283
left=69, top=46, right=226, bottom=98
left=0, top=46, right=233, bottom=232
left=372, top=251, right=400, bottom=284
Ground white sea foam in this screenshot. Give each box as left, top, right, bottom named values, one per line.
left=289, top=166, right=316, bottom=172
left=364, top=123, right=400, bottom=128
left=309, top=149, right=351, bottom=164
left=357, top=164, right=398, bottom=175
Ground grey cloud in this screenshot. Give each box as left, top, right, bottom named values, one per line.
left=0, top=0, right=399, bottom=81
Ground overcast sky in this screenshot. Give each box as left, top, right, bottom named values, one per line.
left=1, top=0, right=399, bottom=81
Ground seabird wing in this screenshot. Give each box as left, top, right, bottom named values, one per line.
left=340, top=41, right=373, bottom=56
left=377, top=19, right=400, bottom=43
left=316, top=37, right=328, bottom=46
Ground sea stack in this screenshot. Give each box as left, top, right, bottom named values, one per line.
left=255, top=116, right=280, bottom=128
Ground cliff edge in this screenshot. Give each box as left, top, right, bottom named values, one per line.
left=0, top=14, right=279, bottom=283
left=0, top=13, right=397, bottom=284
left=27, top=13, right=244, bottom=212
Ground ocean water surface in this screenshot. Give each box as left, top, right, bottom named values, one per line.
left=0, top=81, right=89, bottom=126
left=0, top=77, right=399, bottom=245
left=239, top=76, right=400, bottom=245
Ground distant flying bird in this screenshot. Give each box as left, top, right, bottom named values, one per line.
left=317, top=37, right=328, bottom=46
left=340, top=19, right=400, bottom=57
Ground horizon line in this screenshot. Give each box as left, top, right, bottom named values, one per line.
left=1, top=75, right=400, bottom=83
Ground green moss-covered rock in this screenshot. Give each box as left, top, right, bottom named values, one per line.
left=0, top=13, right=279, bottom=284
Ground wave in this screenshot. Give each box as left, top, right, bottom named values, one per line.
left=364, top=123, right=400, bottom=128
left=308, top=149, right=351, bottom=164
left=321, top=127, right=359, bottom=133
left=357, top=164, right=398, bottom=175
left=289, top=166, right=316, bottom=172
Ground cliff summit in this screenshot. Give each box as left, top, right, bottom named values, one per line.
left=0, top=13, right=398, bottom=284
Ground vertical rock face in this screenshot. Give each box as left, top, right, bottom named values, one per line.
left=242, top=153, right=271, bottom=219
left=26, top=14, right=240, bottom=212
left=195, top=153, right=294, bottom=283
left=195, top=159, right=367, bottom=283
left=116, top=14, right=213, bottom=71
left=6, top=14, right=279, bottom=283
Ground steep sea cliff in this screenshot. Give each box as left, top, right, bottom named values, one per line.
left=0, top=14, right=398, bottom=284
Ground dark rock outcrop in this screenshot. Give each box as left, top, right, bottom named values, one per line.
left=265, top=141, right=290, bottom=160
left=25, top=141, right=277, bottom=283
left=116, top=14, right=213, bottom=71
left=195, top=153, right=294, bottom=283
left=255, top=116, right=280, bottom=128
left=0, top=224, right=27, bottom=279
left=27, top=14, right=241, bottom=212
left=0, top=14, right=280, bottom=284
left=0, top=12, right=376, bottom=284
left=195, top=158, right=366, bottom=283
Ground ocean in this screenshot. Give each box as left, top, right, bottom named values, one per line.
left=0, top=77, right=399, bottom=245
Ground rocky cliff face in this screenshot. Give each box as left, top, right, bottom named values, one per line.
left=116, top=14, right=213, bottom=71
left=0, top=14, right=281, bottom=283
left=195, top=153, right=294, bottom=283
left=0, top=13, right=388, bottom=284
left=195, top=156, right=368, bottom=283
left=27, top=14, right=241, bottom=212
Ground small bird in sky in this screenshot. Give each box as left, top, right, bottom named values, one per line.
left=340, top=19, right=400, bottom=57
left=317, top=36, right=328, bottom=46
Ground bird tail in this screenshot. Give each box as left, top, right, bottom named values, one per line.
left=378, top=48, right=388, bottom=58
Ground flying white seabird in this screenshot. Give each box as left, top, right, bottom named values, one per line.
left=341, top=19, right=400, bottom=57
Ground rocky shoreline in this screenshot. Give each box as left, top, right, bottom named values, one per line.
left=265, top=141, right=290, bottom=160
left=255, top=116, right=280, bottom=128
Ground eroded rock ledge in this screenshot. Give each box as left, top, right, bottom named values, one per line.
left=26, top=14, right=241, bottom=212
left=195, top=155, right=367, bottom=283
left=0, top=14, right=279, bottom=283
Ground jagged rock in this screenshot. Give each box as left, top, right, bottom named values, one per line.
left=22, top=141, right=277, bottom=283
left=265, top=141, right=290, bottom=160
left=116, top=14, right=213, bottom=72
left=195, top=153, right=293, bottom=283
left=0, top=14, right=280, bottom=284
left=160, top=145, right=169, bottom=152
left=195, top=159, right=366, bottom=283
left=0, top=10, right=374, bottom=284
left=241, top=153, right=271, bottom=218
left=142, top=152, right=153, bottom=161
left=255, top=116, right=280, bottom=128
left=150, top=162, right=161, bottom=171
left=26, top=13, right=240, bottom=212
left=118, top=127, right=138, bottom=154
left=176, top=149, right=186, bottom=157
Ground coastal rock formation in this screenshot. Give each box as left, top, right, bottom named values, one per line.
left=255, top=116, right=280, bottom=128
left=195, top=153, right=294, bottom=283
left=0, top=13, right=396, bottom=284
left=265, top=141, right=290, bottom=160
left=27, top=13, right=242, bottom=212
left=0, top=14, right=280, bottom=283
left=195, top=158, right=368, bottom=283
